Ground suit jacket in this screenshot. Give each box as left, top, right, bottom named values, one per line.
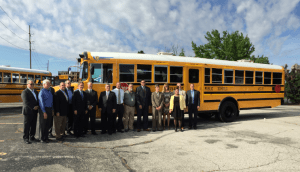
left=136, top=86, right=151, bottom=107
left=65, top=87, right=74, bottom=104
left=72, top=90, right=88, bottom=114
left=186, top=89, right=200, bottom=107
left=98, top=91, right=117, bottom=113
left=21, top=88, right=39, bottom=115
left=173, top=89, right=186, bottom=101
left=170, top=95, right=186, bottom=111
left=85, top=89, right=98, bottom=111
left=151, top=92, right=164, bottom=108
left=54, top=90, right=69, bottom=116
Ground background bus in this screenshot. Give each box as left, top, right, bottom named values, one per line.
left=0, top=66, right=52, bottom=103
left=55, top=51, right=284, bottom=122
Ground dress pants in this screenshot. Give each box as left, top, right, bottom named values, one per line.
left=85, top=108, right=96, bottom=132
left=115, top=104, right=124, bottom=131
left=152, top=108, right=162, bottom=130
left=48, top=114, right=53, bottom=135
left=188, top=104, right=198, bottom=127
left=67, top=104, right=74, bottom=132
left=123, top=104, right=135, bottom=130
left=137, top=105, right=148, bottom=130
left=23, top=110, right=38, bottom=140
left=39, top=108, right=52, bottom=141
left=181, top=110, right=185, bottom=127
left=73, top=111, right=84, bottom=137
left=101, top=109, right=113, bottom=134
left=54, top=116, right=67, bottom=139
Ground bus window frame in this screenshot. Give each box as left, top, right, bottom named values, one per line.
left=154, top=65, right=168, bottom=83
left=255, top=71, right=263, bottom=84
left=235, top=70, right=244, bottom=84
left=189, top=68, right=199, bottom=83
left=204, top=68, right=211, bottom=84
left=245, top=70, right=254, bottom=84
left=264, top=72, right=271, bottom=85
left=170, top=66, right=183, bottom=83
left=137, top=64, right=152, bottom=83
left=20, top=74, right=27, bottom=84
left=90, top=63, right=103, bottom=84
left=224, top=69, right=234, bottom=84
left=211, top=68, right=222, bottom=84
left=119, top=64, right=135, bottom=83
left=4, top=72, right=11, bottom=83
left=272, top=72, right=282, bottom=85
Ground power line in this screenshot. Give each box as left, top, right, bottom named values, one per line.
left=0, top=20, right=27, bottom=41
left=0, top=5, right=28, bottom=33
left=0, top=35, right=27, bottom=50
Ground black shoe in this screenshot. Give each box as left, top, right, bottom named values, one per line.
left=108, top=132, right=112, bottom=135
left=193, top=126, right=197, bottom=129
left=56, top=138, right=64, bottom=141
left=125, top=129, right=129, bottom=132
left=180, top=129, right=183, bottom=132
left=30, top=137, right=40, bottom=142
left=152, top=130, right=156, bottom=132
left=24, top=140, right=31, bottom=144
left=101, top=131, right=106, bottom=134
left=67, top=131, right=74, bottom=135
left=175, top=127, right=177, bottom=132
left=46, top=139, right=52, bottom=142
left=188, top=126, right=192, bottom=129
left=117, top=130, right=124, bottom=133
left=48, top=133, right=55, bottom=138
left=92, top=132, right=98, bottom=135
left=137, top=129, right=141, bottom=132
left=40, top=140, right=48, bottom=143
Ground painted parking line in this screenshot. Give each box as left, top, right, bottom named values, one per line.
left=0, top=123, right=23, bottom=124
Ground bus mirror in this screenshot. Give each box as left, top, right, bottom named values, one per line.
left=77, top=58, right=81, bottom=63
left=79, top=54, right=84, bottom=58
left=91, top=66, right=95, bottom=75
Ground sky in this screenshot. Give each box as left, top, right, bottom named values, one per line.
left=0, top=0, right=300, bottom=76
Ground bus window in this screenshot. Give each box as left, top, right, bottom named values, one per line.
left=137, top=65, right=152, bottom=82
left=35, top=75, right=41, bottom=84
left=91, top=64, right=102, bottom=83
left=103, top=64, right=113, bottom=83
left=245, top=71, right=253, bottom=84
left=205, top=68, right=210, bottom=83
left=120, top=64, right=134, bottom=82
left=189, top=69, right=199, bottom=83
left=264, top=72, right=271, bottom=84
left=224, top=69, right=233, bottom=84
left=155, top=66, right=168, bottom=82
left=212, top=68, right=222, bottom=83
left=0, top=72, right=2, bottom=82
left=28, top=75, right=34, bottom=82
left=255, top=71, right=263, bottom=84
left=235, top=70, right=244, bottom=84
left=12, top=73, right=20, bottom=83
left=273, top=72, right=282, bottom=84
left=20, top=74, right=27, bottom=84
left=81, top=61, right=88, bottom=81
left=4, top=73, right=11, bottom=83
left=170, top=66, right=183, bottom=83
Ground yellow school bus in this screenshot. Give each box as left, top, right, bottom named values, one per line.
left=57, top=51, right=284, bottom=122
left=0, top=66, right=52, bottom=103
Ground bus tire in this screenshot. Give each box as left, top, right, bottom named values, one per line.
left=219, top=101, right=238, bottom=122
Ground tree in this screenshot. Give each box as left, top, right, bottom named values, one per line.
left=138, top=50, right=144, bottom=54
left=249, top=55, right=270, bottom=64
left=192, top=30, right=255, bottom=61
left=179, top=48, right=185, bottom=56
left=285, top=68, right=300, bottom=104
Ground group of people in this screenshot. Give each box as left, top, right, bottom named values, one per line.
left=21, top=79, right=200, bottom=144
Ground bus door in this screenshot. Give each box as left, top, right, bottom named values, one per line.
left=90, top=63, right=114, bottom=118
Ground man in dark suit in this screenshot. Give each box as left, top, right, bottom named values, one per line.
left=84, top=82, right=98, bottom=135
left=186, top=83, right=200, bottom=129
left=48, top=84, right=55, bottom=138
left=98, top=84, right=116, bottom=135
left=54, top=82, right=69, bottom=141
left=136, top=80, right=151, bottom=132
left=72, top=82, right=88, bottom=138
left=21, top=79, right=39, bottom=144
left=65, top=80, right=74, bottom=135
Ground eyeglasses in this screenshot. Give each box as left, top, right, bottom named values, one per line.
left=141, top=82, right=145, bottom=83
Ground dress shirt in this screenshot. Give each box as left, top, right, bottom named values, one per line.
left=28, top=88, right=37, bottom=101
left=66, top=88, right=72, bottom=104
left=38, top=88, right=53, bottom=113
left=112, top=88, right=124, bottom=104
left=191, top=89, right=194, bottom=104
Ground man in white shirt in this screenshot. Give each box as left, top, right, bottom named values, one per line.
left=112, top=82, right=125, bottom=133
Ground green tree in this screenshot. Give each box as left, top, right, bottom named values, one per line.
left=179, top=48, right=185, bottom=56
left=285, top=68, right=300, bottom=103
left=138, top=50, right=144, bottom=54
left=249, top=55, right=270, bottom=64
left=192, top=30, right=255, bottom=61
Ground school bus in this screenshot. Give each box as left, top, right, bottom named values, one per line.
left=57, top=51, right=284, bottom=122
left=0, top=66, right=52, bottom=103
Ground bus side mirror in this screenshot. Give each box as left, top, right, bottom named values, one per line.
left=91, top=66, right=95, bottom=75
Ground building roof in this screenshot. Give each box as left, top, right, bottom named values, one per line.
left=90, top=52, right=283, bottom=70
left=0, top=66, right=51, bottom=75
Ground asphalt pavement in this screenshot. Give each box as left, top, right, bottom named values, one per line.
left=0, top=105, right=300, bottom=172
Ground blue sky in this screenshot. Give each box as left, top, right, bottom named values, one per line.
left=0, top=0, right=300, bottom=75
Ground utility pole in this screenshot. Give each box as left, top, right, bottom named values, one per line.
left=29, top=25, right=31, bottom=69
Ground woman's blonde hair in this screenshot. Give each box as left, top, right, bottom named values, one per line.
left=162, top=83, right=169, bottom=93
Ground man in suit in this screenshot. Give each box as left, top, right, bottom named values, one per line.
left=186, top=83, right=200, bottom=129
left=21, top=79, right=39, bottom=144
left=48, top=84, right=55, bottom=138
left=65, top=80, right=74, bottom=135
left=98, top=84, right=116, bottom=135
left=54, top=82, right=69, bottom=141
left=72, top=82, right=88, bottom=138
left=85, top=82, right=98, bottom=135
left=151, top=84, right=164, bottom=131
left=136, top=80, right=151, bottom=132
left=38, top=79, right=54, bottom=143
left=112, top=82, right=124, bottom=133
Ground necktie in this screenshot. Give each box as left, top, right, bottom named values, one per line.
left=118, top=89, right=121, bottom=104
left=80, top=91, right=83, bottom=99
left=31, top=90, right=37, bottom=101
left=62, top=90, right=68, bottom=101
left=106, top=92, right=109, bottom=99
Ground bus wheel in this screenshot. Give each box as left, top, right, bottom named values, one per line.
left=219, top=101, right=238, bottom=122
left=199, top=113, right=214, bottom=119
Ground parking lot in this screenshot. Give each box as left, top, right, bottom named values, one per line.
left=0, top=105, right=300, bottom=172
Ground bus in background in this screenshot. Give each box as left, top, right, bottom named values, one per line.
left=0, top=65, right=52, bottom=103
left=58, top=51, right=284, bottom=121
